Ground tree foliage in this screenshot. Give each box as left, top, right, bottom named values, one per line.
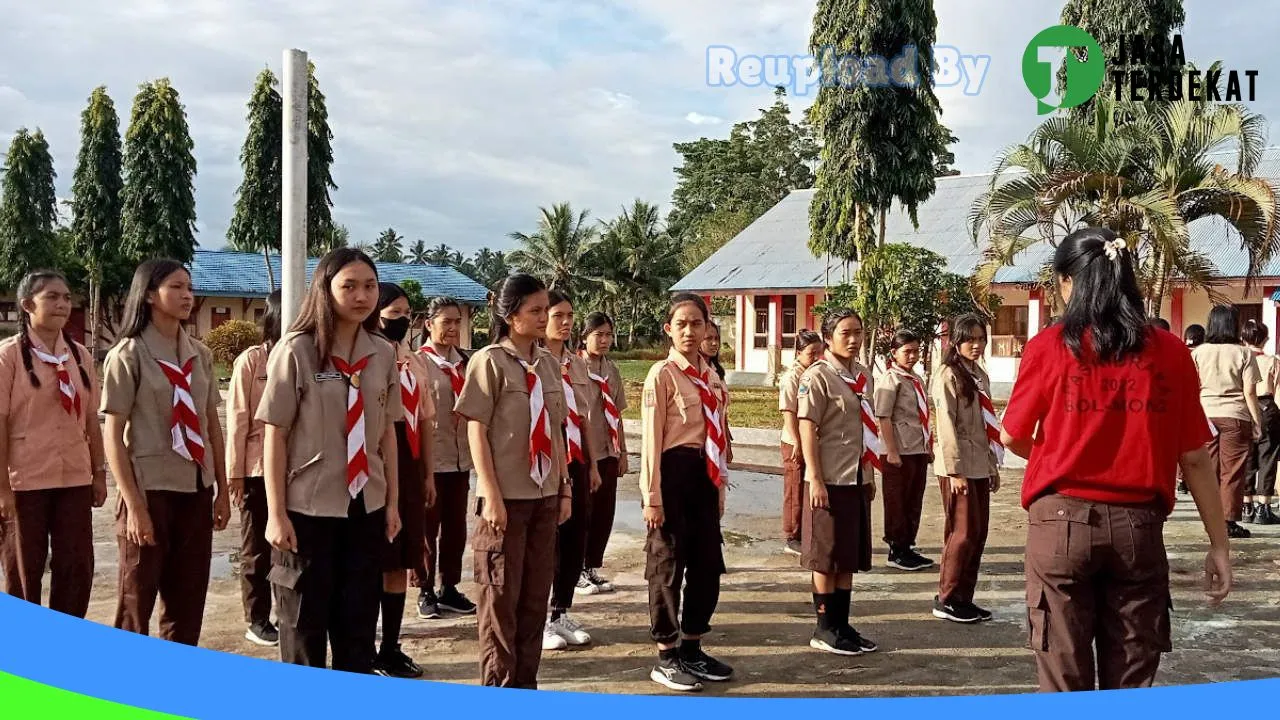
left=589, top=200, right=684, bottom=346
left=204, top=319, right=261, bottom=363
left=70, top=86, right=126, bottom=352
left=507, top=203, right=598, bottom=295
left=406, top=238, right=429, bottom=264
left=121, top=78, right=198, bottom=263
left=306, top=61, right=338, bottom=255
left=227, top=69, right=282, bottom=257
left=371, top=227, right=404, bottom=262
left=0, top=128, right=59, bottom=290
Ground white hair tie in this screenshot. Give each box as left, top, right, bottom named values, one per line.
left=1103, top=238, right=1127, bottom=261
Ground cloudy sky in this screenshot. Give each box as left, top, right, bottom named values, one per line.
left=1, top=0, right=1275, bottom=256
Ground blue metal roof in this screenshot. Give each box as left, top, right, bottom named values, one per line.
left=189, top=249, right=490, bottom=304
left=673, top=147, right=1280, bottom=294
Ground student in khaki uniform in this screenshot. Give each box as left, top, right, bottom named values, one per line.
left=797, top=309, right=881, bottom=657
left=541, top=290, right=599, bottom=650
left=0, top=270, right=107, bottom=618
left=227, top=289, right=282, bottom=647
left=455, top=273, right=572, bottom=689
left=258, top=249, right=402, bottom=673
left=414, top=296, right=477, bottom=620
left=371, top=282, right=437, bottom=678
left=930, top=314, right=1000, bottom=625
left=101, top=259, right=231, bottom=645
left=577, top=311, right=628, bottom=595
left=641, top=294, right=734, bottom=693
left=778, top=329, right=823, bottom=557
left=873, top=329, right=936, bottom=572
left=1242, top=321, right=1280, bottom=524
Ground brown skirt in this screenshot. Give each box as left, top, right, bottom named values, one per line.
left=383, top=422, right=427, bottom=572
left=801, top=481, right=872, bottom=574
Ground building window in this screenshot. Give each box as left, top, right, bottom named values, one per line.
left=211, top=307, right=232, bottom=331
left=753, top=295, right=769, bottom=349
left=992, top=305, right=1029, bottom=358
left=782, top=296, right=797, bottom=341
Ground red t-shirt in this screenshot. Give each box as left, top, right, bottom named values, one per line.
left=1003, top=325, right=1212, bottom=514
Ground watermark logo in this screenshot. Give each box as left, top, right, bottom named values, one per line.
left=1021, top=25, right=1105, bottom=114
left=706, top=45, right=990, bottom=97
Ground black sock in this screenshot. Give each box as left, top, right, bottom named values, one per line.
left=834, top=588, right=852, bottom=630
left=813, top=592, right=836, bottom=631
left=659, top=646, right=680, bottom=662
left=380, top=592, right=406, bottom=655
left=551, top=607, right=564, bottom=622
left=679, top=638, right=701, bottom=658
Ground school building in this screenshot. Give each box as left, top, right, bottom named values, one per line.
left=671, top=147, right=1280, bottom=391
left=0, top=249, right=491, bottom=349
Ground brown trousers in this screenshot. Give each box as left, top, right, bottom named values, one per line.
left=0, top=485, right=94, bottom=617
left=239, top=477, right=273, bottom=625
left=115, top=486, right=214, bottom=646
left=552, top=461, right=591, bottom=610
left=780, top=443, right=804, bottom=541
left=882, top=454, right=929, bottom=549
left=1209, top=417, right=1252, bottom=521
left=584, top=457, right=620, bottom=569
left=413, top=471, right=470, bottom=591
left=1025, top=494, right=1171, bottom=692
left=474, top=495, right=559, bottom=688
left=937, top=477, right=990, bottom=605
left=647, top=448, right=725, bottom=644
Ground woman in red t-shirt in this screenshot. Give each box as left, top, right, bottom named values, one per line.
left=1001, top=227, right=1231, bottom=693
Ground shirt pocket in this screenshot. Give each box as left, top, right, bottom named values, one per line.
left=676, top=391, right=702, bottom=424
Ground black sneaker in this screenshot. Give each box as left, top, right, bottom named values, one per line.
left=887, top=549, right=934, bottom=572
left=244, top=620, right=279, bottom=647
left=417, top=589, right=441, bottom=619
left=810, top=626, right=862, bottom=656
left=650, top=655, right=702, bottom=692
left=1244, top=503, right=1258, bottom=524
left=784, top=538, right=802, bottom=556
left=1258, top=504, right=1279, bottom=526
left=373, top=647, right=424, bottom=679
left=438, top=586, right=477, bottom=615
left=839, top=625, right=878, bottom=653
left=964, top=601, right=993, bottom=622
left=679, top=646, right=733, bottom=682
left=1228, top=521, right=1252, bottom=539
left=932, top=596, right=982, bottom=623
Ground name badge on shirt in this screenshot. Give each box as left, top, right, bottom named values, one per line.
left=314, top=371, right=344, bottom=382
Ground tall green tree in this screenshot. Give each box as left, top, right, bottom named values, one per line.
left=312, top=223, right=349, bottom=255
left=426, top=243, right=452, bottom=265
left=593, top=200, right=683, bottom=347
left=407, top=238, right=429, bottom=264
left=371, top=227, right=404, bottom=262
left=227, top=69, right=283, bottom=287
left=306, top=61, right=338, bottom=255
left=121, top=78, right=198, bottom=262
left=508, top=203, right=598, bottom=294
left=0, top=128, right=59, bottom=290
left=1060, top=0, right=1186, bottom=120
left=807, top=0, right=953, bottom=263
left=669, top=86, right=818, bottom=271
left=70, top=87, right=125, bottom=355
left=470, top=247, right=510, bottom=289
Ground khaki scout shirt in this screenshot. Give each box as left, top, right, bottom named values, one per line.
left=796, top=354, right=873, bottom=487
left=1193, top=344, right=1261, bottom=423
left=454, top=338, right=570, bottom=501
left=257, top=329, right=401, bottom=518
left=778, top=360, right=806, bottom=446
left=0, top=332, right=97, bottom=491
left=419, top=342, right=473, bottom=474
left=227, top=343, right=269, bottom=479
left=581, top=354, right=628, bottom=462
left=638, top=349, right=729, bottom=508
left=874, top=367, right=930, bottom=456
left=931, top=361, right=999, bottom=480
left=1256, top=351, right=1279, bottom=399
left=101, top=325, right=219, bottom=492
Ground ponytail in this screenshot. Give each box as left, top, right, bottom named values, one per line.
left=1052, top=227, right=1147, bottom=361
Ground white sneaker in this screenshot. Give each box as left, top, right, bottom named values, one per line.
left=585, top=568, right=614, bottom=593
left=574, top=571, right=600, bottom=596
left=542, top=624, right=568, bottom=650
left=550, top=614, right=591, bottom=645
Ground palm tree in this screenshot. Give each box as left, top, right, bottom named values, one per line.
left=371, top=227, right=404, bottom=263
left=596, top=200, right=683, bottom=346
left=471, top=248, right=510, bottom=289
left=970, top=91, right=1278, bottom=315
left=508, top=203, right=599, bottom=294
left=407, top=238, right=429, bottom=264
left=427, top=243, right=452, bottom=265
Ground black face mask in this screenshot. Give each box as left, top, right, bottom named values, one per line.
left=382, top=316, right=411, bottom=343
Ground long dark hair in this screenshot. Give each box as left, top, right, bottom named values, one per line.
left=1053, top=227, right=1147, bottom=361
left=262, top=289, right=282, bottom=347
left=120, top=259, right=189, bottom=340
left=943, top=314, right=988, bottom=402
left=1205, top=306, right=1242, bottom=345
left=291, top=248, right=380, bottom=366
left=15, top=270, right=90, bottom=390
left=491, top=273, right=547, bottom=342
left=1243, top=320, right=1269, bottom=348
left=1184, top=324, right=1206, bottom=348
left=889, top=328, right=921, bottom=353
left=667, top=293, right=709, bottom=323
left=583, top=311, right=613, bottom=336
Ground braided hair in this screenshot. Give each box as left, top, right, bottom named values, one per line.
left=16, top=270, right=91, bottom=390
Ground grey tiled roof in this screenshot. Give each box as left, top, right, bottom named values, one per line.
left=673, top=147, right=1280, bottom=293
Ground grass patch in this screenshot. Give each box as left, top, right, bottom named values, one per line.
left=617, top=358, right=779, bottom=429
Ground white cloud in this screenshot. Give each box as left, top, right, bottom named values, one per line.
left=685, top=112, right=723, bottom=125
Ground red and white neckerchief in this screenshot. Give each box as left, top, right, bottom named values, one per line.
left=835, top=365, right=884, bottom=471
left=517, top=357, right=554, bottom=487
left=155, top=357, right=206, bottom=466
left=584, top=355, right=621, bottom=455
left=559, top=354, right=585, bottom=464
left=890, top=365, right=931, bottom=449
left=30, top=345, right=81, bottom=418
left=968, top=368, right=1006, bottom=466
left=399, top=359, right=422, bottom=460
left=332, top=354, right=374, bottom=497
left=421, top=344, right=465, bottom=397
left=680, top=364, right=727, bottom=488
